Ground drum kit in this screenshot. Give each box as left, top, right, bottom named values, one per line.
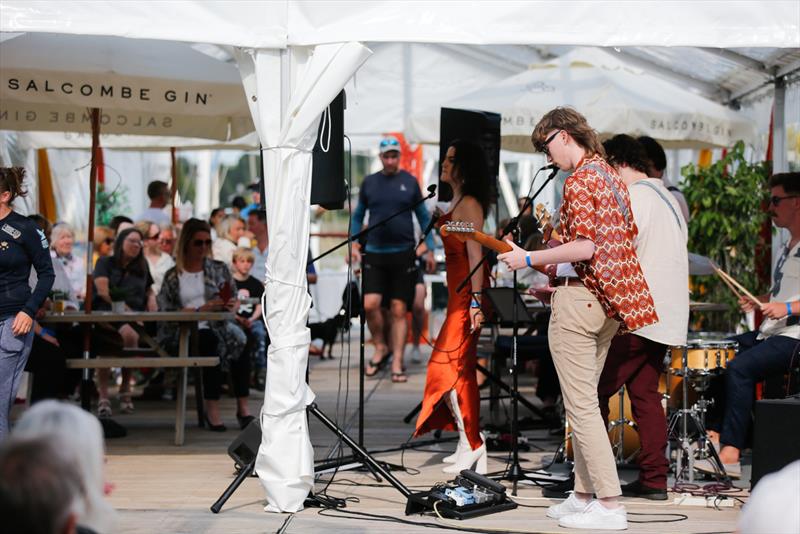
left=558, top=337, right=736, bottom=483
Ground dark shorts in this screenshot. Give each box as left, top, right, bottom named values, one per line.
left=415, top=255, right=425, bottom=285
left=363, top=249, right=416, bottom=309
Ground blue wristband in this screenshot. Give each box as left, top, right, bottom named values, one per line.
left=787, top=302, right=793, bottom=317
left=470, top=299, right=481, bottom=309
left=525, top=253, right=533, bottom=268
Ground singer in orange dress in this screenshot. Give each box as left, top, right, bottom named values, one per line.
left=414, top=140, right=493, bottom=473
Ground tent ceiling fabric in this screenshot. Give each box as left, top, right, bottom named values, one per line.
left=407, top=48, right=759, bottom=150
left=0, top=33, right=254, bottom=140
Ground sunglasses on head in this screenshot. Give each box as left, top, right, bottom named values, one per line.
left=380, top=138, right=400, bottom=149
left=192, top=239, right=213, bottom=247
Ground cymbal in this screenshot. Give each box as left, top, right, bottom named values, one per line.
left=689, top=301, right=729, bottom=312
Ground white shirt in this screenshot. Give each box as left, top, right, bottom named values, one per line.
left=759, top=241, right=800, bottom=340
left=146, top=252, right=175, bottom=296
left=628, top=178, right=689, bottom=346
left=251, top=243, right=269, bottom=284
left=134, top=207, right=171, bottom=227
left=738, top=460, right=800, bottom=534
left=178, top=270, right=208, bottom=329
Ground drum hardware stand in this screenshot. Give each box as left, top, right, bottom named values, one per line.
left=667, top=346, right=730, bottom=484
left=606, top=386, right=640, bottom=465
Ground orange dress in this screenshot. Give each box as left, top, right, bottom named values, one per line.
left=414, top=211, right=486, bottom=451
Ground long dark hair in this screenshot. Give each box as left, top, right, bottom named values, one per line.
left=113, top=228, right=148, bottom=276
left=449, top=139, right=494, bottom=215
left=176, top=218, right=212, bottom=273
left=0, top=167, right=28, bottom=205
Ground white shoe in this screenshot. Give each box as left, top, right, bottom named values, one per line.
left=443, top=431, right=483, bottom=463
left=410, top=345, right=423, bottom=363
left=546, top=492, right=591, bottom=519
left=558, top=501, right=627, bottom=530
left=442, top=440, right=487, bottom=474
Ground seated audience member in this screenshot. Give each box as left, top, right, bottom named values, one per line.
left=208, top=207, right=225, bottom=240
left=158, top=223, right=177, bottom=257
left=231, top=247, right=268, bottom=392
left=0, top=437, right=84, bottom=534
left=92, top=226, right=115, bottom=268
left=50, top=222, right=86, bottom=302
left=247, top=209, right=268, bottom=283
left=157, top=218, right=251, bottom=431
left=698, top=172, right=800, bottom=478
left=134, top=180, right=171, bottom=227
left=231, top=195, right=247, bottom=216
left=93, top=228, right=157, bottom=417
left=212, top=214, right=248, bottom=267
left=109, top=215, right=133, bottom=235
left=12, top=400, right=117, bottom=533
left=136, top=220, right=174, bottom=295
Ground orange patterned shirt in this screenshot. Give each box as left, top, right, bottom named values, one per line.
left=559, top=154, right=658, bottom=332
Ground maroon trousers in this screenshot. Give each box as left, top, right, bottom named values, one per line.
left=598, top=333, right=669, bottom=489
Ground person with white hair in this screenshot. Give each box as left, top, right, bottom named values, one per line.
left=212, top=214, right=249, bottom=267
left=50, top=222, right=87, bottom=302
left=13, top=400, right=117, bottom=533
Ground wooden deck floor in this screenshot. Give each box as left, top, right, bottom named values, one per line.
left=57, top=337, right=745, bottom=533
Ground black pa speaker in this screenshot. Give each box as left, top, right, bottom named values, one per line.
left=310, top=90, right=346, bottom=210
left=227, top=418, right=261, bottom=470
left=752, top=397, right=800, bottom=488
left=437, top=107, right=501, bottom=203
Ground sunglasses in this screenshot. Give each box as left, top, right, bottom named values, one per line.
left=770, top=195, right=799, bottom=206
left=380, top=138, right=400, bottom=149
left=538, top=129, right=562, bottom=156
left=146, top=232, right=160, bottom=241
left=103, top=237, right=114, bottom=245
left=160, top=238, right=175, bottom=244
left=192, top=239, right=213, bottom=247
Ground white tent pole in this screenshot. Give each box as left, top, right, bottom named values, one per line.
left=773, top=77, right=787, bottom=173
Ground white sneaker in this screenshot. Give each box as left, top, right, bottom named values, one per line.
left=410, top=345, right=423, bottom=363
left=558, top=501, right=627, bottom=530
left=546, top=492, right=590, bottom=519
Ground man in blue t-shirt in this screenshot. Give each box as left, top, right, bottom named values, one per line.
left=349, top=137, right=435, bottom=383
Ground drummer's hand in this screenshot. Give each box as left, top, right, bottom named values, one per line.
left=497, top=240, right=529, bottom=271
left=469, top=307, right=483, bottom=333
left=738, top=296, right=757, bottom=312
left=761, top=302, right=789, bottom=320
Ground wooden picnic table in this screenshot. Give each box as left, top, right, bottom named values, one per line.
left=42, top=310, right=233, bottom=445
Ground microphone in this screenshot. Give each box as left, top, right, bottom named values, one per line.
left=426, top=184, right=437, bottom=198
left=547, top=164, right=559, bottom=179
left=420, top=210, right=439, bottom=242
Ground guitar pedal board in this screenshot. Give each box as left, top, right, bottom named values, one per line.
left=405, top=469, right=518, bottom=519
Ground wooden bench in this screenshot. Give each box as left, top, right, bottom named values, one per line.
left=65, top=356, right=219, bottom=445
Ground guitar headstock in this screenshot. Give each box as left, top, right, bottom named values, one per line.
left=535, top=203, right=553, bottom=226
left=440, top=221, right=475, bottom=240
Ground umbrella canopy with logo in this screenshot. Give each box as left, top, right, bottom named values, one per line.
left=408, top=48, right=757, bottom=151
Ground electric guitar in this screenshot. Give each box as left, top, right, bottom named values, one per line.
left=440, top=221, right=550, bottom=275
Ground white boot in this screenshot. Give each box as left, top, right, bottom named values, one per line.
left=442, top=390, right=487, bottom=474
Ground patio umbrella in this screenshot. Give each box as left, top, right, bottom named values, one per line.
left=407, top=48, right=758, bottom=151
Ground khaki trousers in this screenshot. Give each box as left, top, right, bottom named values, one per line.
left=549, top=286, right=621, bottom=498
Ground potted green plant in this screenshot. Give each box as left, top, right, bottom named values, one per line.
left=109, top=287, right=129, bottom=313
left=681, top=141, right=771, bottom=332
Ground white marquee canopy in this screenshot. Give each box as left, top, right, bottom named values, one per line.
left=2, top=0, right=799, bottom=514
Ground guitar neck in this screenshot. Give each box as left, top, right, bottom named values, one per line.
left=468, top=231, right=513, bottom=254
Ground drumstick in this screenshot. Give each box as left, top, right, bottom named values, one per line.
left=710, top=261, right=764, bottom=308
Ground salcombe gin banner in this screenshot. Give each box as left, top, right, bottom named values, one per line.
left=0, top=69, right=253, bottom=139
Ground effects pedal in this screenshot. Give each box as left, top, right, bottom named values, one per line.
left=405, top=469, right=518, bottom=519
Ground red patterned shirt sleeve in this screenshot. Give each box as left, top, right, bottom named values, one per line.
left=561, top=172, right=596, bottom=243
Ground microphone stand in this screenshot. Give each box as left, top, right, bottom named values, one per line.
left=306, top=184, right=438, bottom=478
left=478, top=166, right=558, bottom=495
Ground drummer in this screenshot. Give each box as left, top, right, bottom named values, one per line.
left=698, top=172, right=800, bottom=478
left=596, top=135, right=689, bottom=499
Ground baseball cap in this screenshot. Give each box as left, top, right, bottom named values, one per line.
left=379, top=136, right=401, bottom=155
